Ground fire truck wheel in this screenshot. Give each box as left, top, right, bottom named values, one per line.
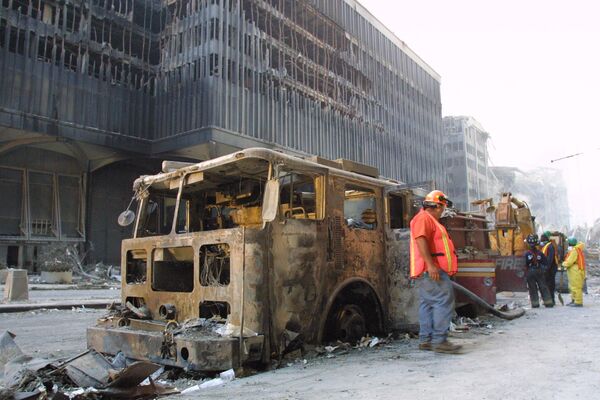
left=334, top=304, right=367, bottom=343
left=321, top=279, right=384, bottom=344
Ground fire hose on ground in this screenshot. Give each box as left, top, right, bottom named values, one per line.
left=451, top=281, right=526, bottom=320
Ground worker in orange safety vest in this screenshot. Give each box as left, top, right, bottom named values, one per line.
left=410, top=190, right=461, bottom=354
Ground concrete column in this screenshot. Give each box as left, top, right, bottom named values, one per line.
left=17, top=246, right=24, bottom=268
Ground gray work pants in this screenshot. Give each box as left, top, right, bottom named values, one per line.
left=418, top=271, right=455, bottom=344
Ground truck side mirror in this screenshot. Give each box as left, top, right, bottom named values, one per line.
left=118, top=210, right=136, bottom=227
left=262, top=179, right=280, bottom=222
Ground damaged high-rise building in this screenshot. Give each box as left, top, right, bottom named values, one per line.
left=0, top=0, right=444, bottom=266
left=443, top=116, right=499, bottom=212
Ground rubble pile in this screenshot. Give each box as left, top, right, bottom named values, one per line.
left=0, top=331, right=178, bottom=400
left=34, top=244, right=120, bottom=286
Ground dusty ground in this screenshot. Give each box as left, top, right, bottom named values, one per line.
left=178, top=284, right=600, bottom=400
left=1, top=283, right=600, bottom=399
left=0, top=308, right=102, bottom=359
left=5, top=288, right=119, bottom=303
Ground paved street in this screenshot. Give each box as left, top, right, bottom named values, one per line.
left=2, top=284, right=599, bottom=400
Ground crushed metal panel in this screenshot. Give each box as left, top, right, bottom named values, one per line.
left=65, top=350, right=113, bottom=388
left=0, top=331, right=23, bottom=372
left=106, top=361, right=161, bottom=388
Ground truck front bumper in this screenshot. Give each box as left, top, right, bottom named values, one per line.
left=87, top=325, right=264, bottom=371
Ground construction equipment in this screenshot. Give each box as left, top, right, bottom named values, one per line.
left=475, top=193, right=534, bottom=292
left=489, top=193, right=535, bottom=256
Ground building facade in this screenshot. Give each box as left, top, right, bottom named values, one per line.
left=0, top=0, right=444, bottom=266
left=443, top=116, right=498, bottom=212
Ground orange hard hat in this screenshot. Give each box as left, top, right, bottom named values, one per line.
left=424, top=190, right=452, bottom=207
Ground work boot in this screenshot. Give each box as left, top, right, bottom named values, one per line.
left=433, top=341, right=462, bottom=354
left=567, top=303, right=583, bottom=307
left=531, top=304, right=540, bottom=308
left=544, top=302, right=554, bottom=308
left=418, top=342, right=433, bottom=351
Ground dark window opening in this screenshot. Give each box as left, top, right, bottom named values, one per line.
left=199, top=301, right=230, bottom=320
left=29, top=172, right=56, bottom=237
left=138, top=192, right=178, bottom=237
left=125, top=296, right=146, bottom=309
left=152, top=247, right=194, bottom=292
left=199, top=244, right=230, bottom=286
left=126, top=249, right=147, bottom=284
left=0, top=168, right=24, bottom=236
left=389, top=194, right=406, bottom=229
left=6, top=246, right=19, bottom=267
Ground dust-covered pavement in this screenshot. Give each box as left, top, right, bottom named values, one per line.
left=0, top=308, right=103, bottom=360
left=12, top=288, right=119, bottom=303
left=2, top=288, right=600, bottom=400
left=177, top=286, right=600, bottom=400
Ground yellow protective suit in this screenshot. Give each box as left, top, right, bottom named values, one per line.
left=562, top=243, right=585, bottom=305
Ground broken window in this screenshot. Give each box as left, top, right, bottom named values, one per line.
left=138, top=158, right=270, bottom=236
left=0, top=167, right=24, bottom=236
left=138, top=192, right=178, bottom=237
left=199, top=301, right=230, bottom=320
left=388, top=193, right=406, bottom=229
left=58, top=175, right=83, bottom=238
left=278, top=172, right=321, bottom=220
left=199, top=244, right=230, bottom=286
left=126, top=249, right=147, bottom=284
left=344, top=185, right=377, bottom=230
left=29, top=171, right=57, bottom=237
left=151, top=247, right=194, bottom=293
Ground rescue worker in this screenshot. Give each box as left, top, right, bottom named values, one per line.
left=562, top=237, right=585, bottom=307
left=540, top=233, right=559, bottom=305
left=410, top=190, right=461, bottom=354
left=524, top=234, right=553, bottom=308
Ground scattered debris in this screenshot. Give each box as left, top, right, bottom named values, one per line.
left=125, top=301, right=152, bottom=320
left=180, top=369, right=236, bottom=394
left=0, top=331, right=178, bottom=399
left=358, top=334, right=392, bottom=348
left=111, top=352, right=127, bottom=370
left=215, top=322, right=258, bottom=337
left=496, top=302, right=517, bottom=312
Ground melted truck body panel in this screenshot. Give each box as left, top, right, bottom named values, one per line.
left=88, top=148, right=424, bottom=370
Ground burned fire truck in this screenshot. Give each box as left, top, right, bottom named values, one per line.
left=87, top=148, right=430, bottom=371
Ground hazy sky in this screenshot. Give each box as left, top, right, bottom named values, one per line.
left=359, top=0, right=600, bottom=227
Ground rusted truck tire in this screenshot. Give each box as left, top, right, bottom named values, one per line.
left=322, top=280, right=384, bottom=343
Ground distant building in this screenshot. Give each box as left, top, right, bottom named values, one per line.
left=443, top=116, right=499, bottom=211
left=491, top=167, right=570, bottom=231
